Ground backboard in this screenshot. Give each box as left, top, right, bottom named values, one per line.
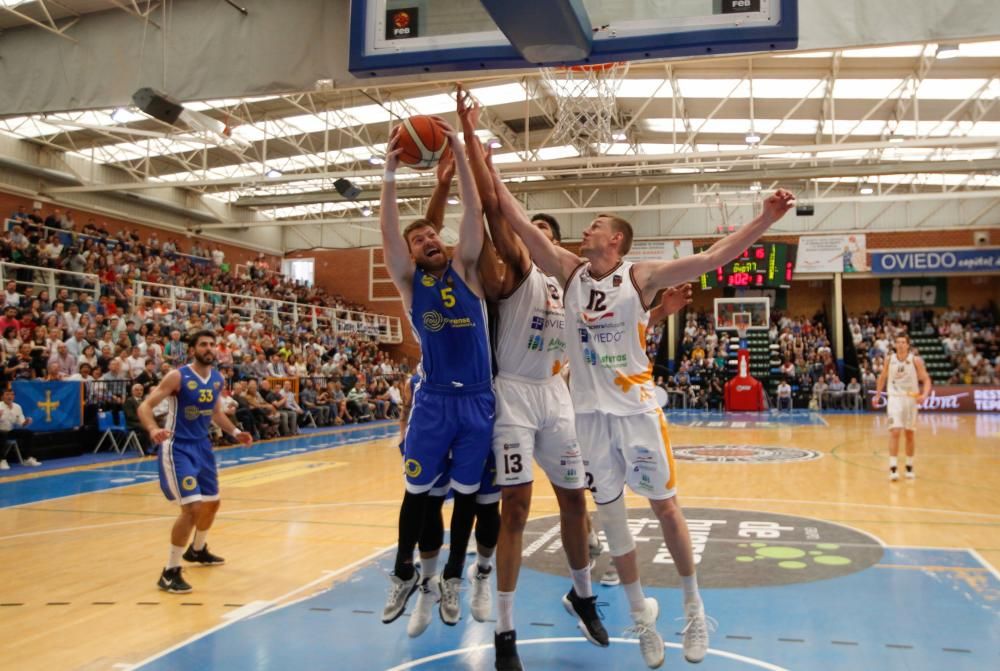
left=714, top=297, right=770, bottom=332
left=349, top=0, right=799, bottom=77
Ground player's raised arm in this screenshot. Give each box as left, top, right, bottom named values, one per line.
left=632, top=189, right=795, bottom=301
left=380, top=129, right=416, bottom=302
left=432, top=117, right=485, bottom=290
left=489, top=162, right=581, bottom=286
left=139, top=369, right=180, bottom=444
left=424, top=147, right=455, bottom=232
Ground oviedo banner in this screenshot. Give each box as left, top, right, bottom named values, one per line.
left=869, top=387, right=1000, bottom=413
left=870, top=248, right=1000, bottom=274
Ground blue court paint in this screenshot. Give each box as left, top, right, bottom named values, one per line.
left=0, top=421, right=399, bottom=509
left=135, top=542, right=1000, bottom=671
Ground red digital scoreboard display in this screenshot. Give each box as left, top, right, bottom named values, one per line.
left=699, top=242, right=796, bottom=289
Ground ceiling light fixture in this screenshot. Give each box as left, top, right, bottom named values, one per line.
left=749, top=182, right=762, bottom=192
left=488, top=138, right=503, bottom=149
left=361, top=205, right=373, bottom=217
left=447, top=196, right=460, bottom=205
left=745, top=131, right=761, bottom=145
left=369, top=156, right=385, bottom=166
left=860, top=185, right=875, bottom=195
left=935, top=44, right=961, bottom=60
left=265, top=168, right=282, bottom=179
left=612, top=131, right=627, bottom=142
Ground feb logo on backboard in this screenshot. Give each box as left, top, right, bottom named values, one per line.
left=385, top=8, right=419, bottom=40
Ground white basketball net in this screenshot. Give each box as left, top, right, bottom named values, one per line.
left=539, top=61, right=629, bottom=153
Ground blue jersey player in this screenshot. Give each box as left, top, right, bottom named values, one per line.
left=139, top=330, right=252, bottom=594
left=379, top=115, right=497, bottom=628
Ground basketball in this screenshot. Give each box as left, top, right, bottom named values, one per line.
left=395, top=115, right=447, bottom=169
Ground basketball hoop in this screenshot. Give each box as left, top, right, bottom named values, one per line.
left=734, top=313, right=751, bottom=349
left=538, top=61, right=629, bottom=153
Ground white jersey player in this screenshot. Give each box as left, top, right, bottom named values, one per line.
left=491, top=159, right=795, bottom=668
left=454, top=88, right=606, bottom=671
left=875, top=334, right=931, bottom=481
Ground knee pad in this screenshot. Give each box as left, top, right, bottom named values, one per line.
left=596, top=493, right=635, bottom=557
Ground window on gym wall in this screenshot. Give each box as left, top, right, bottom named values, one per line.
left=282, top=258, right=314, bottom=286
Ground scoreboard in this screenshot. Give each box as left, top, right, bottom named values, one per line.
left=699, top=242, right=796, bottom=289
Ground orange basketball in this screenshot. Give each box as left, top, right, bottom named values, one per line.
left=395, top=115, right=447, bottom=170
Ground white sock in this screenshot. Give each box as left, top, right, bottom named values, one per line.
left=420, top=554, right=439, bottom=580
left=570, top=566, right=593, bottom=598
left=681, top=574, right=701, bottom=608
left=477, top=551, right=493, bottom=573
left=623, top=579, right=646, bottom=614
left=905, top=456, right=914, bottom=468
left=497, top=590, right=515, bottom=633
left=192, top=529, right=207, bottom=551
left=889, top=456, right=898, bottom=470
left=167, top=544, right=185, bottom=569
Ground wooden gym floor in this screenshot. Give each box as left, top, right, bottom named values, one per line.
left=0, top=412, right=997, bottom=670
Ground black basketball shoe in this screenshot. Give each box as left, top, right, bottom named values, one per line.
left=495, top=630, right=524, bottom=671
left=183, top=544, right=226, bottom=566
left=157, top=567, right=192, bottom=594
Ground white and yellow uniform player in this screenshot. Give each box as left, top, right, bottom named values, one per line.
left=564, top=260, right=677, bottom=503
left=875, top=334, right=931, bottom=481
left=490, top=153, right=795, bottom=667
left=493, top=265, right=584, bottom=488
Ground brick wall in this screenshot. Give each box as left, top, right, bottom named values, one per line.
left=0, top=191, right=280, bottom=269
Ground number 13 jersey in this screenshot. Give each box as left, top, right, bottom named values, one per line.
left=563, top=260, right=658, bottom=416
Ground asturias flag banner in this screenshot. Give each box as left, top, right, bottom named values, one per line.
left=12, top=381, right=83, bottom=431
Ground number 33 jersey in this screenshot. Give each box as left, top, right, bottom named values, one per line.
left=564, top=260, right=658, bottom=416
left=170, top=365, right=224, bottom=442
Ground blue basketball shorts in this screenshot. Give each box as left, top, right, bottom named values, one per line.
left=402, top=385, right=495, bottom=496
left=159, top=437, right=219, bottom=505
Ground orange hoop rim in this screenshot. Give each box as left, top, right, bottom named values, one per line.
left=554, top=60, right=627, bottom=73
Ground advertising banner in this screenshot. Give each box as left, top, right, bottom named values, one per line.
left=869, top=386, right=1000, bottom=413
left=625, top=240, right=694, bottom=263
left=880, top=278, right=948, bottom=307
left=795, top=234, right=868, bottom=273
left=871, top=248, right=1000, bottom=274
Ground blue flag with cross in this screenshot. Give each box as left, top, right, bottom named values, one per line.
left=11, top=381, right=83, bottom=431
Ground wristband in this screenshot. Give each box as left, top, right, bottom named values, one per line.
left=384, top=173, right=395, bottom=183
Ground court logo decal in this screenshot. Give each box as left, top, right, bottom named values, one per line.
left=522, top=508, right=883, bottom=588
left=673, top=445, right=821, bottom=464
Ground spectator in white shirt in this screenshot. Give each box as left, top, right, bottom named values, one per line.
left=125, top=346, right=146, bottom=378
left=4, top=281, right=21, bottom=308
left=0, top=388, right=38, bottom=468
left=776, top=380, right=793, bottom=411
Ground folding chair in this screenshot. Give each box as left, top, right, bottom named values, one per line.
left=94, top=411, right=144, bottom=456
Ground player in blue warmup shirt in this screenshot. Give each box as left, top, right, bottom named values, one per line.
left=139, top=330, right=253, bottom=594
left=379, top=116, right=497, bottom=627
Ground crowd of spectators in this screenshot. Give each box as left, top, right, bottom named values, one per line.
left=849, top=306, right=1000, bottom=386
left=2, top=206, right=407, bottom=451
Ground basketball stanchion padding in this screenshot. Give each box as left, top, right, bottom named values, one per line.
left=396, top=115, right=447, bottom=169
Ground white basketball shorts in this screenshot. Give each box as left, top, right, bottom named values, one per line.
left=576, top=408, right=677, bottom=505
left=492, top=373, right=585, bottom=490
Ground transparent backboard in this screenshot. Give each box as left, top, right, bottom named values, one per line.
left=714, top=297, right=770, bottom=331
left=350, top=0, right=798, bottom=77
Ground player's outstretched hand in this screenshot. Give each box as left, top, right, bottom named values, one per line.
left=436, top=146, right=455, bottom=186
left=151, top=428, right=173, bottom=444
left=762, top=189, right=796, bottom=224
left=385, top=127, right=404, bottom=173
left=664, top=283, right=693, bottom=312
left=235, top=430, right=253, bottom=446
left=428, top=116, right=459, bottom=143
left=456, top=85, right=480, bottom=133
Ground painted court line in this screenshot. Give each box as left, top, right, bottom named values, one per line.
left=128, top=543, right=395, bottom=670
left=383, top=638, right=790, bottom=671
